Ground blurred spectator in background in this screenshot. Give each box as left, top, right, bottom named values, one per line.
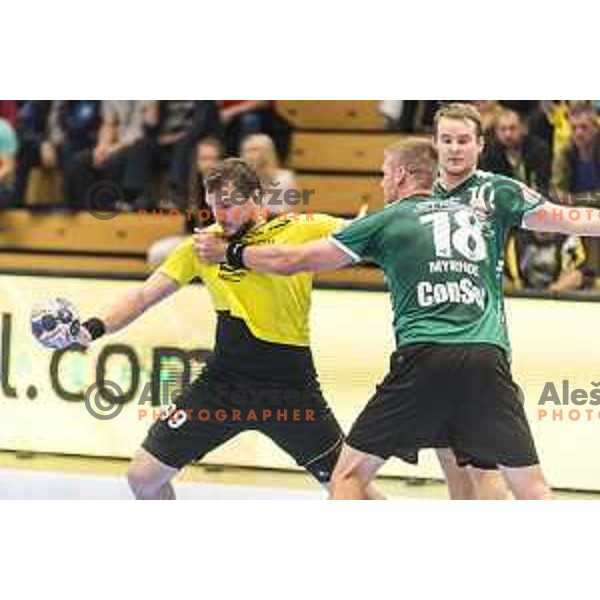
left=132, top=101, right=222, bottom=209
left=64, top=100, right=148, bottom=210
left=240, top=133, right=298, bottom=214
left=195, top=137, right=224, bottom=186
left=14, top=101, right=59, bottom=203
left=124, top=100, right=222, bottom=210
left=0, top=101, right=17, bottom=127
left=220, top=101, right=269, bottom=154
left=379, top=101, right=404, bottom=129
left=189, top=136, right=224, bottom=230
left=505, top=230, right=592, bottom=292
left=219, top=101, right=291, bottom=162
left=480, top=108, right=551, bottom=192
left=131, top=100, right=197, bottom=208
left=529, top=101, right=571, bottom=160
left=552, top=102, right=600, bottom=267
left=57, top=101, right=102, bottom=160
left=14, top=101, right=101, bottom=207
left=147, top=136, right=224, bottom=267
left=498, top=101, right=538, bottom=116
left=472, top=101, right=501, bottom=142
left=53, top=101, right=102, bottom=206
left=0, top=117, right=18, bottom=205
left=553, top=102, right=600, bottom=204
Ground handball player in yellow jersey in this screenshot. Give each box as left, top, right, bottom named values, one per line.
left=71, top=158, right=382, bottom=500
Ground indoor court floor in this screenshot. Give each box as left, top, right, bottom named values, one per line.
left=0, top=451, right=597, bottom=500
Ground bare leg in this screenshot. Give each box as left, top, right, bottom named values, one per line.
left=364, top=484, right=387, bottom=500
left=326, top=480, right=385, bottom=499
left=127, top=448, right=179, bottom=500
left=468, top=467, right=511, bottom=500
left=436, top=449, right=510, bottom=499
left=436, top=448, right=477, bottom=499
left=329, top=443, right=385, bottom=500
left=500, top=465, right=552, bottom=500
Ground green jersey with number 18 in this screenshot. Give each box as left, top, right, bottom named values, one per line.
left=330, top=170, right=544, bottom=358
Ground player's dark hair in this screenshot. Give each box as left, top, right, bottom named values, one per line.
left=204, top=158, right=261, bottom=199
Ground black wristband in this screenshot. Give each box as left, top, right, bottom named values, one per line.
left=82, top=317, right=106, bottom=340
left=226, top=242, right=248, bottom=270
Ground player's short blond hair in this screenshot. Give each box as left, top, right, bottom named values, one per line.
left=385, top=137, right=437, bottom=188
left=434, top=102, right=484, bottom=138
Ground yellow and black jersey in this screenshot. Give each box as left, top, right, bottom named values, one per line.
left=159, top=213, right=345, bottom=386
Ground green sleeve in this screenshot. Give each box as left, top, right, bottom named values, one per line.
left=488, top=175, right=544, bottom=230
left=330, top=210, right=387, bottom=263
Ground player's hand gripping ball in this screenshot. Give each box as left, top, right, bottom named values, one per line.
left=31, top=298, right=86, bottom=349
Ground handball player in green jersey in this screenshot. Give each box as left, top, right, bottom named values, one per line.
left=197, top=104, right=600, bottom=499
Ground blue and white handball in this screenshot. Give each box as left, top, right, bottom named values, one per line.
left=31, top=298, right=81, bottom=349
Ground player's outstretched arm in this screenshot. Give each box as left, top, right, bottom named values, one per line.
left=79, top=271, right=179, bottom=346
left=102, top=271, right=179, bottom=333
left=244, top=239, right=353, bottom=275
left=193, top=230, right=353, bottom=275
left=523, top=200, right=600, bottom=236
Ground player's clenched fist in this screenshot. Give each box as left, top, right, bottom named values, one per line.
left=193, top=228, right=228, bottom=264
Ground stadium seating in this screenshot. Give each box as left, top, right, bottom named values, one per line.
left=0, top=210, right=182, bottom=276
left=0, top=252, right=148, bottom=275
left=278, top=100, right=384, bottom=130
left=290, top=131, right=403, bottom=173
left=0, top=102, right=392, bottom=287
left=25, top=168, right=64, bottom=206
left=0, top=210, right=182, bottom=253
left=298, top=174, right=383, bottom=216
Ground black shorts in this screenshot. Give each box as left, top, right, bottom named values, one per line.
left=141, top=376, right=344, bottom=484
left=347, top=343, right=539, bottom=469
